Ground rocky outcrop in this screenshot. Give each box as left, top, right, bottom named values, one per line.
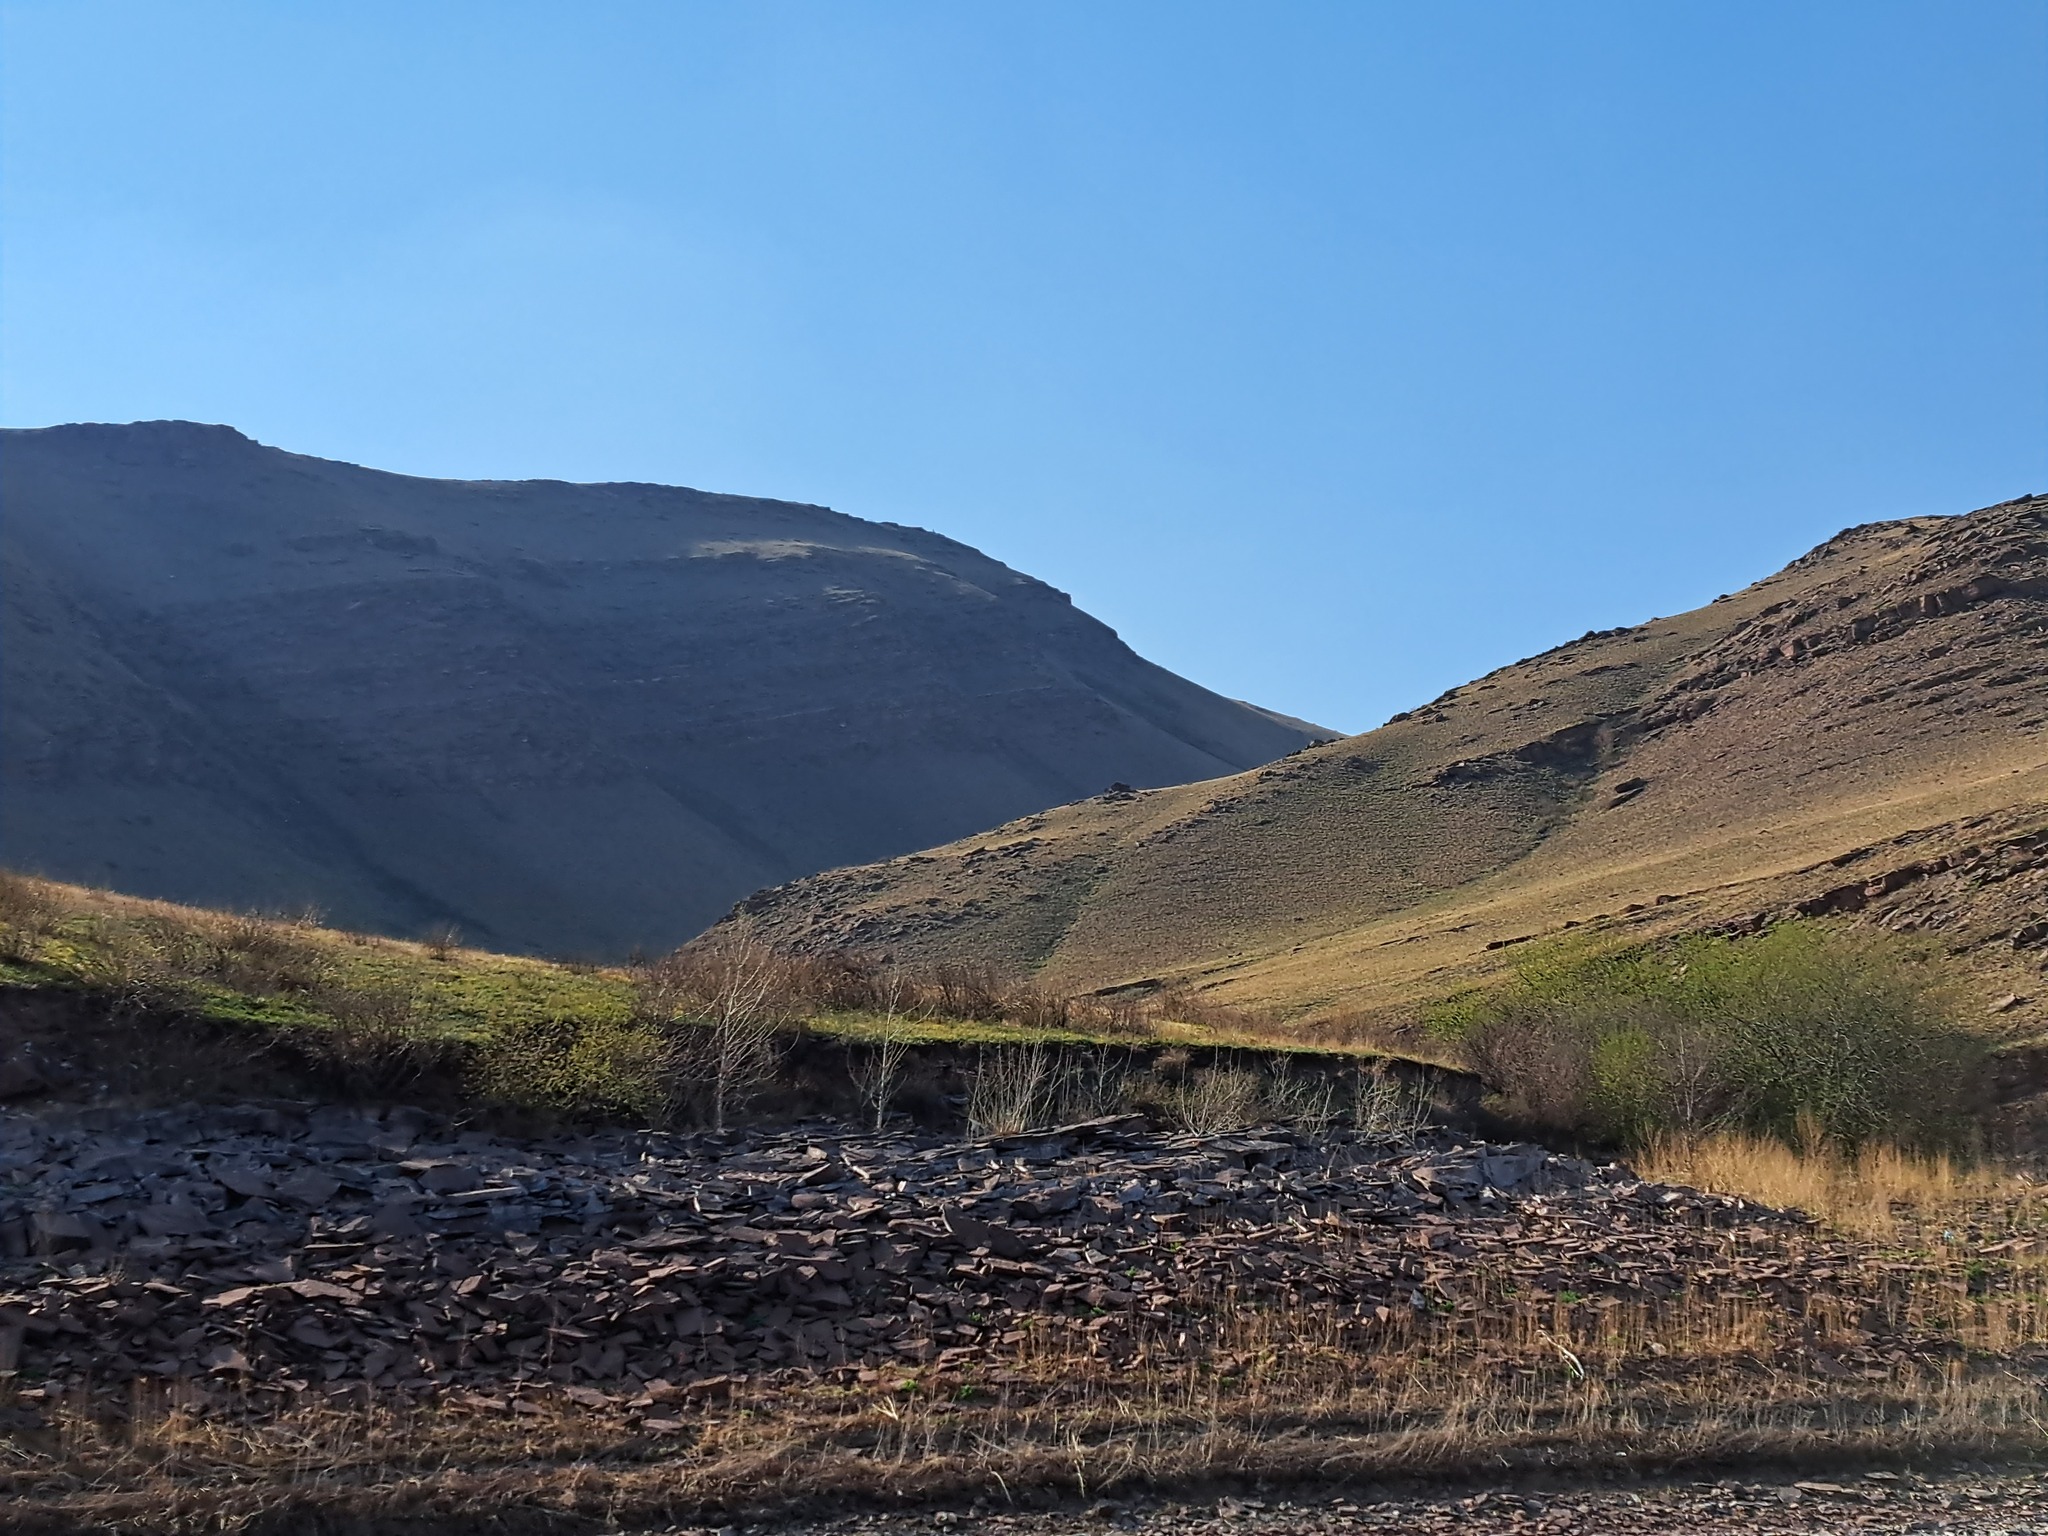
left=1640, top=496, right=2048, bottom=731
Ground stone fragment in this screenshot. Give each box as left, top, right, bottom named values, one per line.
left=288, top=1279, right=357, bottom=1301
left=941, top=1204, right=1028, bottom=1259
left=29, top=1210, right=95, bottom=1252
left=1478, top=1149, right=1546, bottom=1192
left=0, top=1046, right=49, bottom=1101
left=201, top=1345, right=251, bottom=1374
left=139, top=1201, right=212, bottom=1236
left=212, top=1164, right=273, bottom=1199
left=1011, top=1185, right=1081, bottom=1221
left=276, top=1171, right=342, bottom=1207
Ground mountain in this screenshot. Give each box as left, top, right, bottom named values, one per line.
left=734, top=494, right=2048, bottom=1029
left=0, top=421, right=1328, bottom=955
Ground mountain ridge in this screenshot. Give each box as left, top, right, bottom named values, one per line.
left=0, top=420, right=1328, bottom=955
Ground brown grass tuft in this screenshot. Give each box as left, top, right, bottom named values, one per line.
left=1637, top=1126, right=2038, bottom=1239
left=12, top=1250, right=2048, bottom=1532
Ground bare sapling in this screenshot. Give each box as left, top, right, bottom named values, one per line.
left=647, top=927, right=791, bottom=1132
left=851, top=969, right=912, bottom=1132
left=967, top=1044, right=1053, bottom=1138
left=1354, top=1061, right=1432, bottom=1143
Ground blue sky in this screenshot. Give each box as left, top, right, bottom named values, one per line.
left=4, top=3, right=2043, bottom=733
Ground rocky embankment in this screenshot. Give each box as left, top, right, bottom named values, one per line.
left=1, top=1102, right=1826, bottom=1421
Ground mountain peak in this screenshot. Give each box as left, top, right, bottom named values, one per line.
left=1, top=422, right=1323, bottom=955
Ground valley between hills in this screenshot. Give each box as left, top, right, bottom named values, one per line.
left=11, top=420, right=2043, bottom=1044
left=4, top=460, right=2048, bottom=1534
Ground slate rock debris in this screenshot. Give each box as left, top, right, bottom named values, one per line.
left=0, top=1099, right=1846, bottom=1404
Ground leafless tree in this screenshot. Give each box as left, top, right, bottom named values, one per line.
left=967, top=1044, right=1054, bottom=1138
left=642, top=926, right=791, bottom=1132
left=851, top=969, right=912, bottom=1132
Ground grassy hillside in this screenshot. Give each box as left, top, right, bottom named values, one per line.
left=0, top=873, right=1409, bottom=1129
left=734, top=494, right=2048, bottom=1034
left=0, top=873, right=629, bottom=1040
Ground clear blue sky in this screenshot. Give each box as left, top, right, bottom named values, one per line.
left=4, top=3, right=2043, bottom=733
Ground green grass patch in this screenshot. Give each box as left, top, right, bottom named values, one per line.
left=0, top=870, right=1395, bottom=1128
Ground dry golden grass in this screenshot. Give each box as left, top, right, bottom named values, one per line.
left=11, top=1231, right=2048, bottom=1532
left=1636, top=1129, right=2042, bottom=1241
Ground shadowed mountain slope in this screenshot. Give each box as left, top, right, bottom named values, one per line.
left=735, top=494, right=2048, bottom=1026
left=0, top=421, right=1327, bottom=955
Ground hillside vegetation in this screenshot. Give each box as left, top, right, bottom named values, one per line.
left=0, top=872, right=1407, bottom=1131
left=736, top=494, right=2048, bottom=1037
left=1424, top=923, right=1987, bottom=1149
left=3, top=869, right=2021, bottom=1164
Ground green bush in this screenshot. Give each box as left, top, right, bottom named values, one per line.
left=1426, top=923, right=1984, bottom=1149
left=470, top=1013, right=677, bottom=1123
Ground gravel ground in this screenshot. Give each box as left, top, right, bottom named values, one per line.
left=646, top=1469, right=2048, bottom=1535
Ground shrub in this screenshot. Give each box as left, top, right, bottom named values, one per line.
left=68, top=915, right=189, bottom=1016
left=199, top=913, right=334, bottom=996
left=1264, top=1057, right=1341, bottom=1134
left=472, top=1014, right=676, bottom=1123
left=966, top=1044, right=1056, bottom=1137
left=1353, top=1063, right=1434, bottom=1143
left=1052, top=1047, right=1139, bottom=1124
left=1157, top=1067, right=1265, bottom=1135
left=1427, top=923, right=1984, bottom=1149
left=0, top=872, right=57, bottom=963
left=637, top=929, right=793, bottom=1131
left=290, top=983, right=463, bottom=1099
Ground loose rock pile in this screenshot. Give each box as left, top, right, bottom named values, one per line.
left=1, top=1102, right=1817, bottom=1412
